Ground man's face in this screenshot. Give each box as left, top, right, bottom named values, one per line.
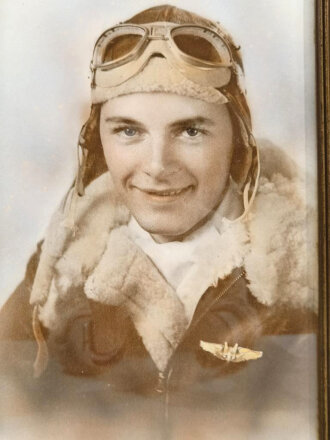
left=100, top=93, right=233, bottom=242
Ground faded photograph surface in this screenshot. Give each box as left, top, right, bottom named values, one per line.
left=0, top=1, right=318, bottom=439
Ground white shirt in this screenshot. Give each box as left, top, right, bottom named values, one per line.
left=127, top=181, right=244, bottom=323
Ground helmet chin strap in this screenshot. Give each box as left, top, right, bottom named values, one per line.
left=232, top=133, right=260, bottom=223
left=61, top=126, right=89, bottom=231
left=76, top=126, right=89, bottom=197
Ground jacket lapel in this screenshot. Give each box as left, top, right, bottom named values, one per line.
left=85, top=226, right=188, bottom=372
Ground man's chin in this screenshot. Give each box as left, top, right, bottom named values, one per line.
left=135, top=219, right=189, bottom=243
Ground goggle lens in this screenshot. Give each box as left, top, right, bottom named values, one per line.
left=171, top=26, right=230, bottom=65
left=94, top=25, right=145, bottom=66
left=173, top=34, right=222, bottom=63
left=102, top=34, right=143, bottom=63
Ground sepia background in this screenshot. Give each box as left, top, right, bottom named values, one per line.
left=0, top=0, right=317, bottom=307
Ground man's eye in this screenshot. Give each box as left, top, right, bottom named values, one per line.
left=122, top=127, right=137, bottom=137
left=184, top=127, right=201, bottom=137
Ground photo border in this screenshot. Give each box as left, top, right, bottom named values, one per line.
left=316, top=0, right=329, bottom=438
left=0, top=1, right=328, bottom=438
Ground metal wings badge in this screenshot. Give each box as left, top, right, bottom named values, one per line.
left=200, top=341, right=263, bottom=362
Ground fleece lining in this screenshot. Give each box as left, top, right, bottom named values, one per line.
left=34, top=144, right=317, bottom=371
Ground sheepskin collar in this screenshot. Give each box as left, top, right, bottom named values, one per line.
left=38, top=177, right=250, bottom=371
left=84, top=225, right=189, bottom=371
left=33, top=144, right=317, bottom=371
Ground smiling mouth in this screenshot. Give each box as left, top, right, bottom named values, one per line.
left=133, top=185, right=193, bottom=201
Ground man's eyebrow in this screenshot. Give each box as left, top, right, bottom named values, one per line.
left=104, top=117, right=144, bottom=126
left=170, top=117, right=215, bottom=128
left=104, top=116, right=215, bottom=127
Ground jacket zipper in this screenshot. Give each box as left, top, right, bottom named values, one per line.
left=190, top=268, right=246, bottom=331
left=158, top=268, right=246, bottom=424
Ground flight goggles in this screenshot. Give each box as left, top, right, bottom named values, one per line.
left=91, top=22, right=234, bottom=88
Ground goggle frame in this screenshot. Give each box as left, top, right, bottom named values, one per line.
left=91, top=22, right=234, bottom=88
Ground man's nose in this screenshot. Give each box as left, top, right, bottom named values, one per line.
left=143, top=135, right=180, bottom=178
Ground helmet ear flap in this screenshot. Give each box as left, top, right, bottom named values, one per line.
left=80, top=105, right=101, bottom=150
left=228, top=104, right=254, bottom=191
left=75, top=104, right=107, bottom=195
left=230, top=144, right=252, bottom=191
left=226, top=100, right=260, bottom=222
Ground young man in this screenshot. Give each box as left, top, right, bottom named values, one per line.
left=0, top=5, right=317, bottom=439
